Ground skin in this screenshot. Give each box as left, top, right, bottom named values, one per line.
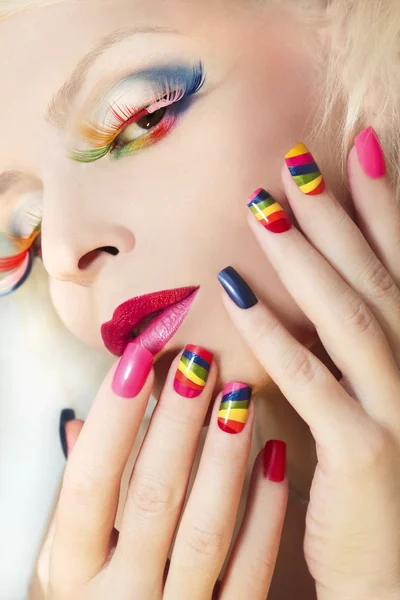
left=0, top=0, right=348, bottom=392
left=0, top=3, right=350, bottom=594
left=4, top=4, right=400, bottom=599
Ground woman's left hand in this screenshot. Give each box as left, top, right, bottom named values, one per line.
left=218, top=129, right=400, bottom=600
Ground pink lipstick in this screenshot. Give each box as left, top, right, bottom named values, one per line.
left=101, top=286, right=199, bottom=356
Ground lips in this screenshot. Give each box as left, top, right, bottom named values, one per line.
left=101, top=286, right=199, bottom=356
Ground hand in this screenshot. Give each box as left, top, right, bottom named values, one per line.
left=37, top=345, right=288, bottom=599
left=218, top=130, right=400, bottom=600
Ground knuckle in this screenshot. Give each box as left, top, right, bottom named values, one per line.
left=338, top=426, right=392, bottom=474
left=185, top=519, right=225, bottom=559
left=255, top=315, right=282, bottom=347
left=62, top=463, right=104, bottom=507
left=340, top=296, right=376, bottom=335
left=129, top=470, right=175, bottom=517
left=363, top=258, right=398, bottom=300
left=155, top=404, right=197, bottom=433
left=354, top=431, right=392, bottom=470
left=281, top=346, right=320, bottom=387
left=244, top=553, right=276, bottom=585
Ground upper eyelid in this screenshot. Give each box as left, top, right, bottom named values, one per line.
left=68, top=63, right=205, bottom=163
left=72, top=63, right=205, bottom=143
left=47, top=27, right=188, bottom=129
left=85, top=63, right=205, bottom=118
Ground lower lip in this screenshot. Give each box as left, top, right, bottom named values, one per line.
left=134, top=290, right=198, bottom=356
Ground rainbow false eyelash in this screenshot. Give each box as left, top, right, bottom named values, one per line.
left=70, top=61, right=205, bottom=163
left=0, top=213, right=41, bottom=297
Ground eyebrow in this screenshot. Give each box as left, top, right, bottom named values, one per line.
left=46, top=26, right=182, bottom=129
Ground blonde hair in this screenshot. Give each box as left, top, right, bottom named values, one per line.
left=1, top=0, right=400, bottom=200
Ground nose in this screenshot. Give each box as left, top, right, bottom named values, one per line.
left=41, top=195, right=135, bottom=285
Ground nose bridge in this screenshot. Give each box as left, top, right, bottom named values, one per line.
left=40, top=169, right=134, bottom=282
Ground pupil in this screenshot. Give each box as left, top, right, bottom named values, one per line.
left=136, top=107, right=167, bottom=130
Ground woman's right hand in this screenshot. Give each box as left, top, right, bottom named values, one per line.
left=37, top=344, right=288, bottom=600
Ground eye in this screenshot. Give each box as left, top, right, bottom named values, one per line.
left=70, top=62, right=206, bottom=163
left=113, top=106, right=168, bottom=149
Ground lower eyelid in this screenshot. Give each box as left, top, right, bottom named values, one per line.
left=110, top=111, right=178, bottom=159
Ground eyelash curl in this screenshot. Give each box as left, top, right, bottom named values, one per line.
left=70, top=61, right=205, bottom=163
left=0, top=216, right=41, bottom=297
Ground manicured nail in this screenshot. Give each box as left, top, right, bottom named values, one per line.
left=174, top=344, right=213, bottom=398
left=248, top=188, right=292, bottom=233
left=112, top=342, right=153, bottom=398
left=285, top=143, right=326, bottom=195
left=218, top=382, right=252, bottom=434
left=354, top=126, right=386, bottom=179
left=217, top=266, right=258, bottom=309
left=263, top=440, right=287, bottom=482
left=59, top=408, right=75, bottom=459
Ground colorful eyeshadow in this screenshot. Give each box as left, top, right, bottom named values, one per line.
left=247, top=188, right=292, bottom=234
left=218, top=382, right=252, bottom=434
left=174, top=344, right=213, bottom=398
left=70, top=61, right=205, bottom=163
left=285, top=143, right=326, bottom=195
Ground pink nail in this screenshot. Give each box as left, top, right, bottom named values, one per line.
left=112, top=343, right=153, bottom=398
left=354, top=126, right=386, bottom=179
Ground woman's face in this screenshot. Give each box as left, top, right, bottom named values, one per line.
left=0, top=0, right=335, bottom=390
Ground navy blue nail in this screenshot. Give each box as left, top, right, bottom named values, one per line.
left=59, top=408, right=75, bottom=459
left=217, top=267, right=258, bottom=310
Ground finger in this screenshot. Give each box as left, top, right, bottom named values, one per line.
left=219, top=441, right=288, bottom=600
left=114, top=345, right=215, bottom=595
left=246, top=182, right=400, bottom=425
left=280, top=140, right=400, bottom=365
left=164, top=383, right=254, bottom=600
left=52, top=343, right=154, bottom=592
left=217, top=267, right=372, bottom=456
left=351, top=128, right=400, bottom=283
left=350, top=132, right=400, bottom=362
left=37, top=510, right=57, bottom=598
left=38, top=414, right=84, bottom=595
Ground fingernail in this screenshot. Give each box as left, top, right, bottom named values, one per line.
left=174, top=344, right=213, bottom=398
left=263, top=440, right=287, bottom=482
left=218, top=382, right=252, bottom=434
left=247, top=188, right=292, bottom=233
left=217, top=266, right=258, bottom=309
left=112, top=342, right=153, bottom=398
left=285, top=143, right=326, bottom=196
left=354, top=126, right=386, bottom=179
left=59, top=408, right=75, bottom=459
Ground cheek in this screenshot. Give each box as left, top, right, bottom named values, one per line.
left=49, top=279, right=103, bottom=349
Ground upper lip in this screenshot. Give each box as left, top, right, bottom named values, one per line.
left=101, top=286, right=199, bottom=356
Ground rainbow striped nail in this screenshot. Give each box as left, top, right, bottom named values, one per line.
left=174, top=345, right=213, bottom=398
left=285, top=143, right=326, bottom=196
left=248, top=188, right=291, bottom=234
left=218, top=382, right=252, bottom=434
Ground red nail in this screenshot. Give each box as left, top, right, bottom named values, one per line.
left=263, top=440, right=286, bottom=482
left=354, top=126, right=387, bottom=179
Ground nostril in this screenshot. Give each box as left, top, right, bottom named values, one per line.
left=101, top=246, right=119, bottom=256
left=78, top=246, right=119, bottom=270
